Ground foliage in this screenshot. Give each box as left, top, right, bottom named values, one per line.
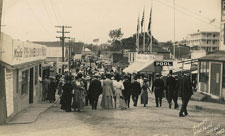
left=108, top=28, right=123, bottom=43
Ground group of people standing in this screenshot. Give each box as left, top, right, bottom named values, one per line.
left=151, top=70, right=193, bottom=117
left=41, top=69, right=194, bottom=117
left=57, top=72, right=151, bottom=112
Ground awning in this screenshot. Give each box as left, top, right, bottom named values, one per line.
left=123, top=60, right=154, bottom=74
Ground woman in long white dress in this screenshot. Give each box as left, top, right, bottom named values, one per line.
left=113, top=75, right=127, bottom=110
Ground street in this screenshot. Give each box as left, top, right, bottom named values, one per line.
left=1, top=95, right=225, bottom=136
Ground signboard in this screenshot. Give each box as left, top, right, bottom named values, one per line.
left=136, top=54, right=163, bottom=62
left=154, top=61, right=173, bottom=66
left=0, top=33, right=47, bottom=66
left=5, top=68, right=14, bottom=117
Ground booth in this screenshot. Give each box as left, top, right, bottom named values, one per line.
left=0, top=33, right=47, bottom=122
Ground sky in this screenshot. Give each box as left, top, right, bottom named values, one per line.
left=1, top=0, right=221, bottom=44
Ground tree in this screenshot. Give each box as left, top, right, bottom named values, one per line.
left=108, top=28, right=123, bottom=43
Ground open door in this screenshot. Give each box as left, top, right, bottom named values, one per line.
left=210, top=63, right=221, bottom=96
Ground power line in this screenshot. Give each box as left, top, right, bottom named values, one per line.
left=49, top=0, right=61, bottom=25
left=164, top=0, right=220, bottom=25
left=40, top=0, right=55, bottom=26
left=24, top=0, right=53, bottom=35
left=156, top=0, right=220, bottom=29
left=51, top=0, right=64, bottom=24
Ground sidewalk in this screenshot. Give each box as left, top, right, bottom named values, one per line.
left=150, top=93, right=225, bottom=115
left=8, top=101, right=54, bottom=124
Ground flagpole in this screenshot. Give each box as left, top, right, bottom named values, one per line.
left=143, top=7, right=145, bottom=53
left=150, top=0, right=153, bottom=53
left=136, top=13, right=140, bottom=53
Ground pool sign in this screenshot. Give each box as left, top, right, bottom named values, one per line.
left=154, top=61, right=173, bottom=66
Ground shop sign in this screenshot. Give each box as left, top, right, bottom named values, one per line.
left=154, top=61, right=173, bottom=66
left=12, top=41, right=47, bottom=65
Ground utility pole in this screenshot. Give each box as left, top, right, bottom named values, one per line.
left=55, top=25, right=71, bottom=75
left=0, top=0, right=6, bottom=124
left=173, top=0, right=176, bottom=59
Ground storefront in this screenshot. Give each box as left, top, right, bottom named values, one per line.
left=198, top=51, right=225, bottom=99
left=0, top=33, right=46, bottom=121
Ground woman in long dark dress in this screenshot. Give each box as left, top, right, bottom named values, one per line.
left=141, top=79, right=150, bottom=107
left=61, top=76, right=73, bottom=112
left=48, top=77, right=57, bottom=103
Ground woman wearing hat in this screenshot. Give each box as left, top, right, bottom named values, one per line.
left=101, top=73, right=114, bottom=109
left=141, top=78, right=150, bottom=107
left=72, top=73, right=86, bottom=112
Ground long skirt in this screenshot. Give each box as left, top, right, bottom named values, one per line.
left=101, top=94, right=113, bottom=109
left=73, top=89, right=85, bottom=110
left=141, top=90, right=148, bottom=105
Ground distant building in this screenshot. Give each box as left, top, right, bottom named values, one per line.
left=186, top=31, right=220, bottom=52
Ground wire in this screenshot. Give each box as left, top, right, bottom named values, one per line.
left=49, top=0, right=61, bottom=25
left=40, top=0, right=55, bottom=26
left=51, top=0, right=64, bottom=24
left=156, top=0, right=220, bottom=29
left=24, top=0, right=53, bottom=35
left=164, top=0, right=220, bottom=25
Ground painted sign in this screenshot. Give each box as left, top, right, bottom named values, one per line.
left=136, top=54, right=163, bottom=62
left=154, top=61, right=173, bottom=66
left=5, top=68, right=14, bottom=117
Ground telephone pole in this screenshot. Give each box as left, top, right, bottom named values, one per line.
left=0, top=0, right=6, bottom=124
left=55, top=25, right=71, bottom=75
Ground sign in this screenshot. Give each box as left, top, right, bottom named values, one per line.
left=154, top=61, right=173, bottom=66
left=5, top=68, right=14, bottom=117
left=136, top=54, right=163, bottom=62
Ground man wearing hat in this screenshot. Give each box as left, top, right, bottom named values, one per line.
left=152, top=73, right=164, bottom=107
left=88, top=74, right=103, bottom=110
left=177, top=72, right=193, bottom=117
left=166, top=70, right=178, bottom=109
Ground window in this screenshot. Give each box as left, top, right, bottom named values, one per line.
left=213, top=34, right=216, bottom=37
left=213, top=41, right=216, bottom=44
left=199, top=61, right=209, bottom=83
left=21, top=70, right=28, bottom=94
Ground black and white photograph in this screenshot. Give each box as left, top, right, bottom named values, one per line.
left=0, top=0, right=225, bottom=136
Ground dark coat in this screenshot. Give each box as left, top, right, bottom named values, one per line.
left=177, top=75, right=193, bottom=98
left=123, top=79, right=132, bottom=98
left=89, top=79, right=102, bottom=99
left=48, top=80, right=57, bottom=101
left=152, top=78, right=164, bottom=97
left=61, top=82, right=73, bottom=111
left=131, top=81, right=141, bottom=96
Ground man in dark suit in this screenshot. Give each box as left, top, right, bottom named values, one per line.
left=123, top=75, right=132, bottom=108
left=88, top=74, right=103, bottom=110
left=166, top=70, right=177, bottom=109
left=152, top=73, right=164, bottom=107
left=177, top=72, right=193, bottom=117
left=131, top=76, right=142, bottom=107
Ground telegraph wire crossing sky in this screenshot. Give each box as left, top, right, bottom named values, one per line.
left=1, top=0, right=221, bottom=44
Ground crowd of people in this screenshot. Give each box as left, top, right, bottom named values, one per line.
left=40, top=69, right=194, bottom=117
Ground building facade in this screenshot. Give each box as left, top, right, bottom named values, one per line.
left=0, top=33, right=47, bottom=122
left=186, top=31, right=220, bottom=52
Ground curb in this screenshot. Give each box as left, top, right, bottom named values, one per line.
left=7, top=103, right=54, bottom=125
left=189, top=105, right=225, bottom=115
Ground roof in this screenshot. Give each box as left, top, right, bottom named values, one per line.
left=33, top=41, right=61, bottom=47
left=72, top=44, right=84, bottom=54
left=198, top=51, right=225, bottom=61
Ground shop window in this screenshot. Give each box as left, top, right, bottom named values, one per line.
left=199, top=61, right=209, bottom=83
left=21, top=70, right=28, bottom=94
left=35, top=66, right=38, bottom=85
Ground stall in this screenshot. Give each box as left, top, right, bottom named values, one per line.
left=0, top=33, right=47, bottom=121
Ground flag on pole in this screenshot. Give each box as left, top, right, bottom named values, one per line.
left=209, top=18, right=216, bottom=24
left=147, top=7, right=153, bottom=52
left=93, top=38, right=99, bottom=43
left=147, top=8, right=152, bottom=37
left=136, top=15, right=140, bottom=52
left=141, top=9, right=145, bottom=33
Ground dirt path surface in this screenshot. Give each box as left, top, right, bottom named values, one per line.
left=1, top=96, right=225, bottom=136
